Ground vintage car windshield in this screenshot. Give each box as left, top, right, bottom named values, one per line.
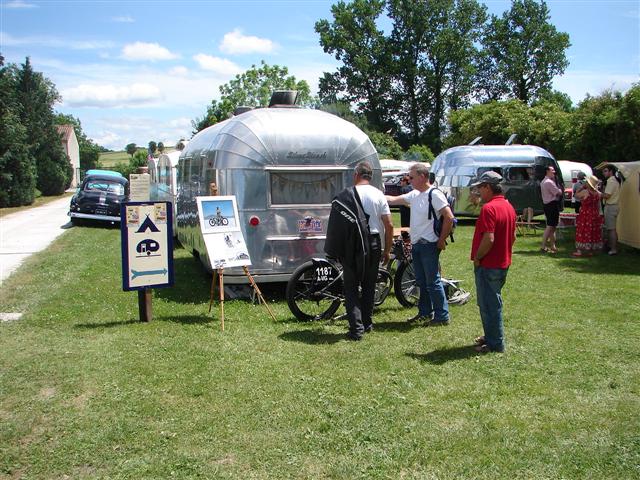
left=84, top=180, right=125, bottom=195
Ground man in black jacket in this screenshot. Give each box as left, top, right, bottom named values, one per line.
left=325, top=162, right=393, bottom=340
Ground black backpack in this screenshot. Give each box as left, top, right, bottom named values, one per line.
left=427, top=188, right=457, bottom=243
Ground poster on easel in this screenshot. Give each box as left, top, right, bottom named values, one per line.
left=196, top=196, right=252, bottom=269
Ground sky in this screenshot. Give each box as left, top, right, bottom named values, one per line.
left=1, top=0, right=638, bottom=151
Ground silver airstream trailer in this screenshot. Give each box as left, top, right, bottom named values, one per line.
left=176, top=96, right=381, bottom=283
left=431, top=142, right=564, bottom=216
left=149, top=150, right=181, bottom=229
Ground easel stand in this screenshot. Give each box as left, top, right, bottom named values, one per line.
left=208, top=268, right=225, bottom=330
left=208, top=267, right=277, bottom=330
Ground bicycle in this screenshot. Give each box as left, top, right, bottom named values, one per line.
left=389, top=233, right=471, bottom=307
left=286, top=257, right=393, bottom=321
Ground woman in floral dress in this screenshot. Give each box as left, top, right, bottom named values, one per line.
left=572, top=175, right=603, bottom=257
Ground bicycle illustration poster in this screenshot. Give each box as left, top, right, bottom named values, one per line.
left=196, top=196, right=251, bottom=268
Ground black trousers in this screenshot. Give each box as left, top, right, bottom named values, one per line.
left=342, top=234, right=382, bottom=338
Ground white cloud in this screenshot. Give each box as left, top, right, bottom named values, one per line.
left=3, top=0, right=36, bottom=8
left=169, top=66, right=189, bottom=76
left=193, top=54, right=242, bottom=75
left=121, top=42, right=179, bottom=61
left=61, top=83, right=163, bottom=108
left=0, top=32, right=114, bottom=50
left=219, top=29, right=276, bottom=55
left=112, top=15, right=134, bottom=23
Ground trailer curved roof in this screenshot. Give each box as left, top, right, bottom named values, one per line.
left=432, top=145, right=555, bottom=171
left=181, top=108, right=378, bottom=169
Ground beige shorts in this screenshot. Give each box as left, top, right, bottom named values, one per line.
left=604, top=204, right=619, bottom=230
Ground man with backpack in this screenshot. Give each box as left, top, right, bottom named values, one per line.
left=386, top=163, right=454, bottom=326
left=602, top=165, right=621, bottom=255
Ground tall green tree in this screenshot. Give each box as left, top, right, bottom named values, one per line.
left=570, top=85, right=640, bottom=165
left=193, top=61, right=312, bottom=133
left=387, top=0, right=487, bottom=149
left=444, top=99, right=573, bottom=158
left=478, top=0, right=570, bottom=104
left=15, top=57, right=71, bottom=195
left=315, top=0, right=394, bottom=132
left=0, top=55, right=36, bottom=207
left=54, top=113, right=102, bottom=171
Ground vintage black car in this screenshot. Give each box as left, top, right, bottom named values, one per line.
left=68, top=172, right=128, bottom=224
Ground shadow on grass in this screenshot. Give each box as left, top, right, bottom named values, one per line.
left=74, top=315, right=213, bottom=329
left=406, top=345, right=477, bottom=364
left=369, top=321, right=416, bottom=333
left=278, top=329, right=346, bottom=345
left=74, top=319, right=144, bottom=329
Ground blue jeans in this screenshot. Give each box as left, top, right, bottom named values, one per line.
left=411, top=241, right=449, bottom=322
left=474, top=266, right=508, bottom=352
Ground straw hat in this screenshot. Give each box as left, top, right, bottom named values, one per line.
left=586, top=175, right=599, bottom=190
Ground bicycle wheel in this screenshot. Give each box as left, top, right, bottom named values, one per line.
left=374, top=268, right=393, bottom=306
left=286, top=261, right=342, bottom=321
left=394, top=261, right=419, bottom=307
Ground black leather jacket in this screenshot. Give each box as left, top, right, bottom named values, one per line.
left=324, top=187, right=370, bottom=281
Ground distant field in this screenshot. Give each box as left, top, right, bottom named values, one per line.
left=99, top=150, right=138, bottom=167
left=99, top=148, right=177, bottom=168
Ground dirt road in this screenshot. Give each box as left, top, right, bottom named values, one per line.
left=0, top=196, right=72, bottom=286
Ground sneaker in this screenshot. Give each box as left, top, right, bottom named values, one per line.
left=608, top=250, right=618, bottom=256
left=474, top=344, right=504, bottom=353
left=345, top=332, right=362, bottom=341
left=425, top=318, right=450, bottom=327
left=364, top=324, right=373, bottom=333
left=407, top=313, right=432, bottom=323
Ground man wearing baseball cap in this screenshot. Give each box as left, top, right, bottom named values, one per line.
left=470, top=171, right=516, bottom=353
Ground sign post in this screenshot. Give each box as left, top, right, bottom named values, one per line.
left=121, top=202, right=174, bottom=321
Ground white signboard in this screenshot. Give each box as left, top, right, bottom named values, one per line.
left=128, top=173, right=150, bottom=202
left=196, top=196, right=251, bottom=269
left=121, top=202, right=174, bottom=290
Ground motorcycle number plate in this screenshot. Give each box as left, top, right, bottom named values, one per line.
left=314, top=265, right=336, bottom=283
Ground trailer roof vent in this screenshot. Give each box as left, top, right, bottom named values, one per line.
left=269, top=90, right=299, bottom=108
left=233, top=106, right=252, bottom=116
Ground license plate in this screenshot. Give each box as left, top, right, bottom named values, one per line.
left=298, top=218, right=322, bottom=233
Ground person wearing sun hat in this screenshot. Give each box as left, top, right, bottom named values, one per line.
left=572, top=175, right=604, bottom=257
left=470, top=171, right=516, bottom=353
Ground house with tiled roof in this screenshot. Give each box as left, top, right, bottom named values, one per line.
left=56, top=125, right=80, bottom=187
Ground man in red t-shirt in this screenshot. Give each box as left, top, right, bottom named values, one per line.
left=470, top=171, right=516, bottom=353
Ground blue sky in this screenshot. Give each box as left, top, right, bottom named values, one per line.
left=1, top=0, right=638, bottom=151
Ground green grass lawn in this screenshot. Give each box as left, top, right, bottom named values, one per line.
left=1, top=222, right=639, bottom=479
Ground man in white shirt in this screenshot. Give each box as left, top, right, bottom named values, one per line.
left=386, top=163, right=454, bottom=326
left=602, top=165, right=621, bottom=255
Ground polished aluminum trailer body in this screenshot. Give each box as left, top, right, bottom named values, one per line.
left=431, top=144, right=563, bottom=216
left=149, top=151, right=180, bottom=230
left=176, top=107, right=381, bottom=283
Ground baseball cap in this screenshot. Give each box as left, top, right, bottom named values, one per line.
left=470, top=171, right=503, bottom=187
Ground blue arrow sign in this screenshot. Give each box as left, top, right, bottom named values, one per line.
left=131, top=268, right=168, bottom=280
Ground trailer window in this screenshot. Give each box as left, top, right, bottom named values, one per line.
left=270, top=171, right=342, bottom=205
